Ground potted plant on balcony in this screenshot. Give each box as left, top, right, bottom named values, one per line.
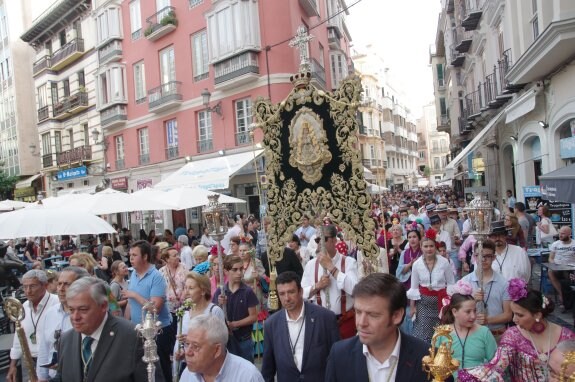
left=160, top=11, right=178, bottom=27
left=144, top=25, right=154, bottom=37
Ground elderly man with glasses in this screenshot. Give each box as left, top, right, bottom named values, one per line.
left=301, top=224, right=359, bottom=339
left=7, top=269, right=59, bottom=382
left=460, top=239, right=512, bottom=339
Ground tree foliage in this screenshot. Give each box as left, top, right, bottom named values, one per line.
left=423, top=166, right=431, bottom=177
left=0, top=171, right=19, bottom=200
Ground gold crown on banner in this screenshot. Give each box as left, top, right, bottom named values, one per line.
left=290, top=71, right=311, bottom=89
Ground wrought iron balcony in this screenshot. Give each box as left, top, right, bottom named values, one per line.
left=498, top=49, right=523, bottom=94
left=437, top=115, right=450, bottom=133
left=51, top=38, right=85, bottom=71
left=33, top=55, right=51, bottom=76
left=37, top=106, right=50, bottom=122
left=235, top=131, right=250, bottom=146
left=464, top=87, right=482, bottom=120
left=53, top=91, right=89, bottom=119
left=446, top=0, right=454, bottom=13
left=359, top=125, right=367, bottom=135
left=197, top=139, right=213, bottom=153
left=327, top=27, right=341, bottom=49
left=139, top=153, right=150, bottom=165
left=148, top=81, right=182, bottom=113
left=144, top=6, right=177, bottom=42
left=115, top=158, right=125, bottom=170
left=450, top=48, right=465, bottom=67
left=362, top=159, right=372, bottom=169
left=165, top=146, right=179, bottom=160
left=455, top=28, right=473, bottom=53
left=214, top=51, right=259, bottom=88
left=462, top=0, right=484, bottom=31
left=98, top=40, right=123, bottom=65
left=100, top=105, right=127, bottom=129
left=57, top=145, right=92, bottom=167
left=42, top=153, right=54, bottom=168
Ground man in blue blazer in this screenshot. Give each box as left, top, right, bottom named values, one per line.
left=262, top=271, right=339, bottom=382
left=326, top=273, right=432, bottom=382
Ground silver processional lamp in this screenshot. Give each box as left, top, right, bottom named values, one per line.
left=464, top=192, right=493, bottom=313
left=202, top=195, right=229, bottom=312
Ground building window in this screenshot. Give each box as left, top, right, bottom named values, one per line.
left=191, top=30, right=209, bottom=81
left=129, top=0, right=142, bottom=40
left=96, top=6, right=121, bottom=45
left=63, top=79, right=70, bottom=98
left=531, top=0, right=539, bottom=39
left=419, top=151, right=424, bottom=160
left=37, top=84, right=48, bottom=108
left=78, top=70, right=85, bottom=88
left=159, top=45, right=176, bottom=85
left=133, top=61, right=146, bottom=104
left=434, top=157, right=440, bottom=170
left=235, top=98, right=251, bottom=145
left=51, top=82, right=58, bottom=104
left=42, top=133, right=51, bottom=154
left=439, top=98, right=447, bottom=116
left=83, top=124, right=89, bottom=147
left=318, top=43, right=325, bottom=68
left=330, top=52, right=346, bottom=89
left=197, top=110, right=213, bottom=153
left=205, top=0, right=261, bottom=62
left=436, top=64, right=444, bottom=87
left=97, top=64, right=127, bottom=107
left=115, top=135, right=124, bottom=159
left=54, top=131, right=62, bottom=153
left=138, top=127, right=149, bottom=164
left=189, top=0, right=203, bottom=9
left=68, top=128, right=74, bottom=150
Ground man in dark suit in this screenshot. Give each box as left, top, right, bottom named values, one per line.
left=325, top=273, right=431, bottom=382
left=55, top=277, right=164, bottom=382
left=262, top=271, right=339, bottom=382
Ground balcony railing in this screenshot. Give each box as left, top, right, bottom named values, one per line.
left=464, top=87, right=482, bottom=120
left=51, top=38, right=85, bottom=71
left=197, top=139, right=213, bottom=153
left=235, top=131, right=250, bottom=146
left=100, top=105, right=127, bottom=128
left=299, top=0, right=319, bottom=17
left=37, top=106, right=50, bottom=122
left=359, top=125, right=367, bottom=135
left=165, top=146, right=179, bottom=160
left=139, top=153, right=150, bottom=165
left=53, top=91, right=89, bottom=119
left=450, top=47, right=465, bottom=67
left=148, top=81, right=182, bottom=112
left=57, top=146, right=92, bottom=167
left=454, top=27, right=473, bottom=53
left=462, top=0, right=484, bottom=31
left=115, top=158, right=125, bottom=170
left=42, top=154, right=53, bottom=168
left=98, top=40, right=123, bottom=64
left=33, top=55, right=51, bottom=76
left=145, top=6, right=177, bottom=41
left=214, top=51, right=259, bottom=85
left=311, top=58, right=326, bottom=89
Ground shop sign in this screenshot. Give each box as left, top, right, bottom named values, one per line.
left=137, top=179, right=153, bottom=190
left=57, top=166, right=87, bottom=181
left=14, top=186, right=36, bottom=198
left=111, top=177, right=128, bottom=190
left=560, top=137, right=575, bottom=159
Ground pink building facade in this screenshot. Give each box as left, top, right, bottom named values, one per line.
left=92, top=0, right=352, bottom=228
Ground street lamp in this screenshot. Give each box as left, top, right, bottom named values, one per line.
left=201, top=88, right=222, bottom=117
left=91, top=128, right=108, bottom=149
left=464, top=192, right=493, bottom=314
left=201, top=194, right=229, bottom=312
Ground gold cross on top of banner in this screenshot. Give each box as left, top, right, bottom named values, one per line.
left=289, top=25, right=314, bottom=73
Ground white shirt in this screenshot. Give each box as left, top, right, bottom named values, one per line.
left=36, top=303, right=72, bottom=379
left=180, top=246, right=195, bottom=270
left=301, top=253, right=358, bottom=315
left=285, top=304, right=305, bottom=371
left=550, top=239, right=575, bottom=265
left=294, top=225, right=316, bottom=248
left=173, top=303, right=225, bottom=354
left=200, top=234, right=217, bottom=248
left=10, top=292, right=58, bottom=360
left=363, top=329, right=401, bottom=382
left=492, top=244, right=531, bottom=282
left=406, top=255, right=455, bottom=300
left=179, top=351, right=264, bottom=382
left=436, top=229, right=453, bottom=253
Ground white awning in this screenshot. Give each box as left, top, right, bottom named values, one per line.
left=445, top=109, right=506, bottom=172
left=15, top=173, right=42, bottom=189
left=505, top=88, right=538, bottom=124
left=56, top=186, right=97, bottom=196
left=363, top=167, right=374, bottom=180
left=155, top=149, right=264, bottom=190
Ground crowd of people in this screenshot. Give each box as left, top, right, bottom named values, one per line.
left=0, top=187, right=574, bottom=381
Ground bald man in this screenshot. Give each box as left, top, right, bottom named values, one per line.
left=548, top=226, right=575, bottom=310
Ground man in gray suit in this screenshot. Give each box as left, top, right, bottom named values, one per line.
left=261, top=271, right=339, bottom=382
left=55, top=277, right=163, bottom=382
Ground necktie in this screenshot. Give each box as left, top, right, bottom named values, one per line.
left=82, top=336, right=94, bottom=371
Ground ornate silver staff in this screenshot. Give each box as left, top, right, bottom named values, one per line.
left=173, top=300, right=194, bottom=382
left=135, top=301, right=161, bottom=382
left=4, top=297, right=37, bottom=382
left=464, top=192, right=493, bottom=316
left=202, top=194, right=230, bottom=315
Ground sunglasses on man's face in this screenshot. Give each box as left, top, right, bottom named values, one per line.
left=314, top=236, right=332, bottom=243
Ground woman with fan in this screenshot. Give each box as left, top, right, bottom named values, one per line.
left=406, top=228, right=456, bottom=344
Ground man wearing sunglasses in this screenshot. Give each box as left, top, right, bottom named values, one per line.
left=302, top=224, right=358, bottom=339
left=36, top=266, right=89, bottom=382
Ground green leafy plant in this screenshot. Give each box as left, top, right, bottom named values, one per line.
left=144, top=25, right=154, bottom=37
left=160, top=11, right=178, bottom=27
